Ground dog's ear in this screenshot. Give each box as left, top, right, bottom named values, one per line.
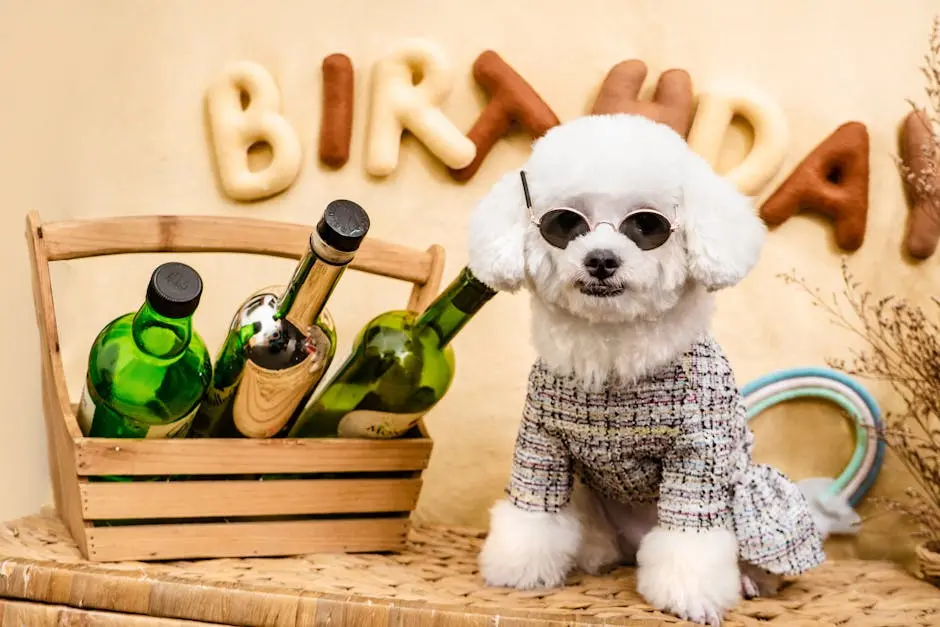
left=681, top=153, right=766, bottom=291
left=467, top=169, right=530, bottom=292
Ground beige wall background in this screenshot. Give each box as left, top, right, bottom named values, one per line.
left=3, top=0, right=938, bottom=568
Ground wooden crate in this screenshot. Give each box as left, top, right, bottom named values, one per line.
left=25, top=211, right=445, bottom=563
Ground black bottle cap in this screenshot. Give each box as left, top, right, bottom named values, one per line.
left=146, top=262, right=203, bottom=319
left=315, top=199, right=371, bottom=253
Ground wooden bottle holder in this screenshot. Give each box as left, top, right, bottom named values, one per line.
left=25, top=211, right=445, bottom=563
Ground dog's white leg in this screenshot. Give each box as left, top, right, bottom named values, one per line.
left=569, top=480, right=623, bottom=574
left=599, top=499, right=659, bottom=565
left=636, top=526, right=741, bottom=626
left=479, top=499, right=581, bottom=589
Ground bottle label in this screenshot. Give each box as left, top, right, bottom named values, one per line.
left=337, top=409, right=427, bottom=439
left=145, top=403, right=200, bottom=439
left=232, top=354, right=327, bottom=438
left=77, top=382, right=199, bottom=439
left=76, top=383, right=96, bottom=436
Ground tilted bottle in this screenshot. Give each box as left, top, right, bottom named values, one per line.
left=77, top=262, right=212, bottom=441
left=191, top=199, right=370, bottom=438
left=288, top=266, right=497, bottom=439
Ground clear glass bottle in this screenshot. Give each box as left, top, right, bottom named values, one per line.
left=288, top=266, right=496, bottom=439
left=191, top=199, right=371, bottom=438
left=77, top=262, right=211, bottom=441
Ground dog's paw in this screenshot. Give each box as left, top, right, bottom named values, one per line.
left=739, top=562, right=783, bottom=599
left=636, top=526, right=741, bottom=626
left=478, top=499, right=580, bottom=589
left=576, top=549, right=620, bottom=576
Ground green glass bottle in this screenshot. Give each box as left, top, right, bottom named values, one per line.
left=77, top=262, right=212, bottom=444
left=288, top=267, right=496, bottom=439
left=190, top=199, right=370, bottom=439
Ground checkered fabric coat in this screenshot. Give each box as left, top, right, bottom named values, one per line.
left=505, top=334, right=825, bottom=576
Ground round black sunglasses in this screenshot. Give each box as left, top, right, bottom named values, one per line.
left=520, top=170, right=678, bottom=251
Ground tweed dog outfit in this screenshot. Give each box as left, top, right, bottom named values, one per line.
left=506, top=334, right=825, bottom=576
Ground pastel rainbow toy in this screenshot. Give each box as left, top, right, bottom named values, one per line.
left=740, top=366, right=885, bottom=534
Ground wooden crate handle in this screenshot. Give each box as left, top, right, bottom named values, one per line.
left=34, top=212, right=446, bottom=305
left=26, top=212, right=78, bottom=438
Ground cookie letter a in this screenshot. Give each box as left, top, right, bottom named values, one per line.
left=206, top=61, right=303, bottom=201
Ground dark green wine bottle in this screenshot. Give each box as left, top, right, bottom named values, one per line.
left=288, top=267, right=496, bottom=439
left=77, top=262, right=212, bottom=442
left=190, top=199, right=370, bottom=438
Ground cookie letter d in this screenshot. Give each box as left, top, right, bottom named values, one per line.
left=687, top=82, right=789, bottom=197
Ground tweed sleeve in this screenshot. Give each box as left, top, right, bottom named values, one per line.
left=505, top=366, right=573, bottom=512
left=505, top=410, right=573, bottom=512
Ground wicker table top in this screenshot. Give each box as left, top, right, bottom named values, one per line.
left=1, top=508, right=938, bottom=627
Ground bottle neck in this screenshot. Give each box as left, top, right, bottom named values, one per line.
left=415, top=267, right=497, bottom=347
left=132, top=301, right=192, bottom=359
left=276, top=232, right=355, bottom=330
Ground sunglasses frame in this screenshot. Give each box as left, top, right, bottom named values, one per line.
left=520, top=170, right=680, bottom=250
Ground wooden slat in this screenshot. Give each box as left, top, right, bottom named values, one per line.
left=0, top=599, right=218, bottom=626
left=40, top=214, right=433, bottom=285
left=408, top=244, right=446, bottom=312
left=74, top=436, right=433, bottom=476
left=41, top=377, right=92, bottom=554
left=80, top=477, right=422, bottom=519
left=83, top=517, right=409, bottom=561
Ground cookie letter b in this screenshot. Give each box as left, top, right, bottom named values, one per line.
left=206, top=61, right=303, bottom=201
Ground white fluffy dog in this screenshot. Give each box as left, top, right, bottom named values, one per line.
left=467, top=114, right=839, bottom=625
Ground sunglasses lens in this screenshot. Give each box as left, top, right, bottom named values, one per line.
left=620, top=212, right=673, bottom=250
left=539, top=209, right=590, bottom=249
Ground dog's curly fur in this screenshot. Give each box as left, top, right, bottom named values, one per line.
left=468, top=114, right=788, bottom=625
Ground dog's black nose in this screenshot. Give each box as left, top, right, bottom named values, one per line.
left=584, top=250, right=621, bottom=280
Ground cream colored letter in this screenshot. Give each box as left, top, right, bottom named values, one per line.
left=687, top=83, right=789, bottom=196
left=366, top=39, right=476, bottom=177
left=206, top=61, right=302, bottom=201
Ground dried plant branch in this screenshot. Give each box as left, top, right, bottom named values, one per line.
left=779, top=257, right=940, bottom=542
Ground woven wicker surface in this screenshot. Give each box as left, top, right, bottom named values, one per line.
left=0, top=598, right=219, bottom=626
left=0, top=508, right=938, bottom=627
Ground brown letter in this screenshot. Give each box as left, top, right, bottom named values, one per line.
left=900, top=108, right=940, bottom=259
left=759, top=122, right=870, bottom=252
left=591, top=60, right=694, bottom=138
left=449, top=50, right=559, bottom=182
left=318, top=54, right=354, bottom=168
